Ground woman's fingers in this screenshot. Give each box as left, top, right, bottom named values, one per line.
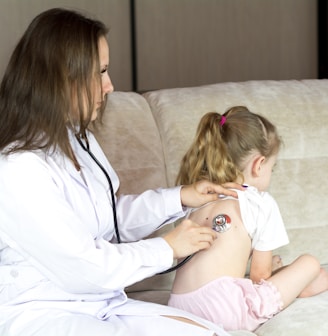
left=163, top=219, right=216, bottom=259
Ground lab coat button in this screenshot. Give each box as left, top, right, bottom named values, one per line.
left=10, top=269, right=19, bottom=278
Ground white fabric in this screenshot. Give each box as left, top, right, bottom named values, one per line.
left=0, top=130, right=228, bottom=335
left=236, top=187, right=289, bottom=251
left=0, top=298, right=229, bottom=336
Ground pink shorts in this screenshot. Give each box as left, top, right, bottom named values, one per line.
left=168, top=276, right=283, bottom=331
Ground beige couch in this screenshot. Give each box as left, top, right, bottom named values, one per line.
left=94, top=80, right=328, bottom=335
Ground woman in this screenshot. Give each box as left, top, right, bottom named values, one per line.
left=0, top=8, right=240, bottom=336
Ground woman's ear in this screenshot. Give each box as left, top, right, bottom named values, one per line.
left=251, top=156, right=265, bottom=177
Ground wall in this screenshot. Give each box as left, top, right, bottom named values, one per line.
left=0, top=0, right=318, bottom=92
left=0, top=0, right=132, bottom=91
left=135, top=0, right=318, bottom=91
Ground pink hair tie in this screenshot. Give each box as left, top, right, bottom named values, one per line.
left=219, top=116, right=226, bottom=126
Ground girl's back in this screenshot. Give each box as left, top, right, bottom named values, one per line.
left=171, top=197, right=252, bottom=294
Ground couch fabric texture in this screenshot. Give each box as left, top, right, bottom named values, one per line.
left=94, top=80, right=328, bottom=335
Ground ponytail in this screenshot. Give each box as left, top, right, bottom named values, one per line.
left=176, top=112, right=240, bottom=185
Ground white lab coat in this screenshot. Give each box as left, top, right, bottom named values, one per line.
left=0, top=130, right=228, bottom=336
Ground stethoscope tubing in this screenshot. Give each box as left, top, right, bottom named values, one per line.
left=76, top=134, right=121, bottom=243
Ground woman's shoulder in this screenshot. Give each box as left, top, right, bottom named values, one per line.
left=0, top=150, right=58, bottom=182
left=1, top=150, right=41, bottom=167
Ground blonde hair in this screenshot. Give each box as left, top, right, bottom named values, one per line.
left=176, top=106, right=281, bottom=185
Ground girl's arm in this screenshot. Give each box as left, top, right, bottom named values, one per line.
left=249, top=249, right=273, bottom=283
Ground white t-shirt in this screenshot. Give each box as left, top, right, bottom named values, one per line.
left=236, top=186, right=289, bottom=251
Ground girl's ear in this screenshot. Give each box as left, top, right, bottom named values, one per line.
left=251, top=156, right=265, bottom=177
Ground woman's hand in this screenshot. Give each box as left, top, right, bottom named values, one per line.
left=180, top=180, right=245, bottom=208
left=163, top=219, right=217, bottom=259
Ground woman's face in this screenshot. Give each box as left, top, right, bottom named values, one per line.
left=91, top=36, right=114, bottom=121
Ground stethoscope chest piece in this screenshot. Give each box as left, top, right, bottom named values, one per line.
left=212, top=214, right=231, bottom=233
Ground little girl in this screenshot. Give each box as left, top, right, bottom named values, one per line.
left=168, top=106, right=328, bottom=331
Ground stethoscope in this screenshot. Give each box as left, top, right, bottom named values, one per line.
left=75, top=133, right=121, bottom=243
left=76, top=134, right=229, bottom=274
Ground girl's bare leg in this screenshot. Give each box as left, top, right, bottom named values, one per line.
left=164, top=316, right=206, bottom=328
left=269, top=254, right=328, bottom=309
left=163, top=316, right=216, bottom=335
left=272, top=255, right=283, bottom=272
left=298, top=267, right=328, bottom=298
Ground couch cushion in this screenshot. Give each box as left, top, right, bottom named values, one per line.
left=144, top=80, right=328, bottom=265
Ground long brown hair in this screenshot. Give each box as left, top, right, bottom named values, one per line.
left=0, top=8, right=108, bottom=167
left=176, top=106, right=281, bottom=185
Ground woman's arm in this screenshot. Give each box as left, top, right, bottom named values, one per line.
left=0, top=153, right=175, bottom=293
